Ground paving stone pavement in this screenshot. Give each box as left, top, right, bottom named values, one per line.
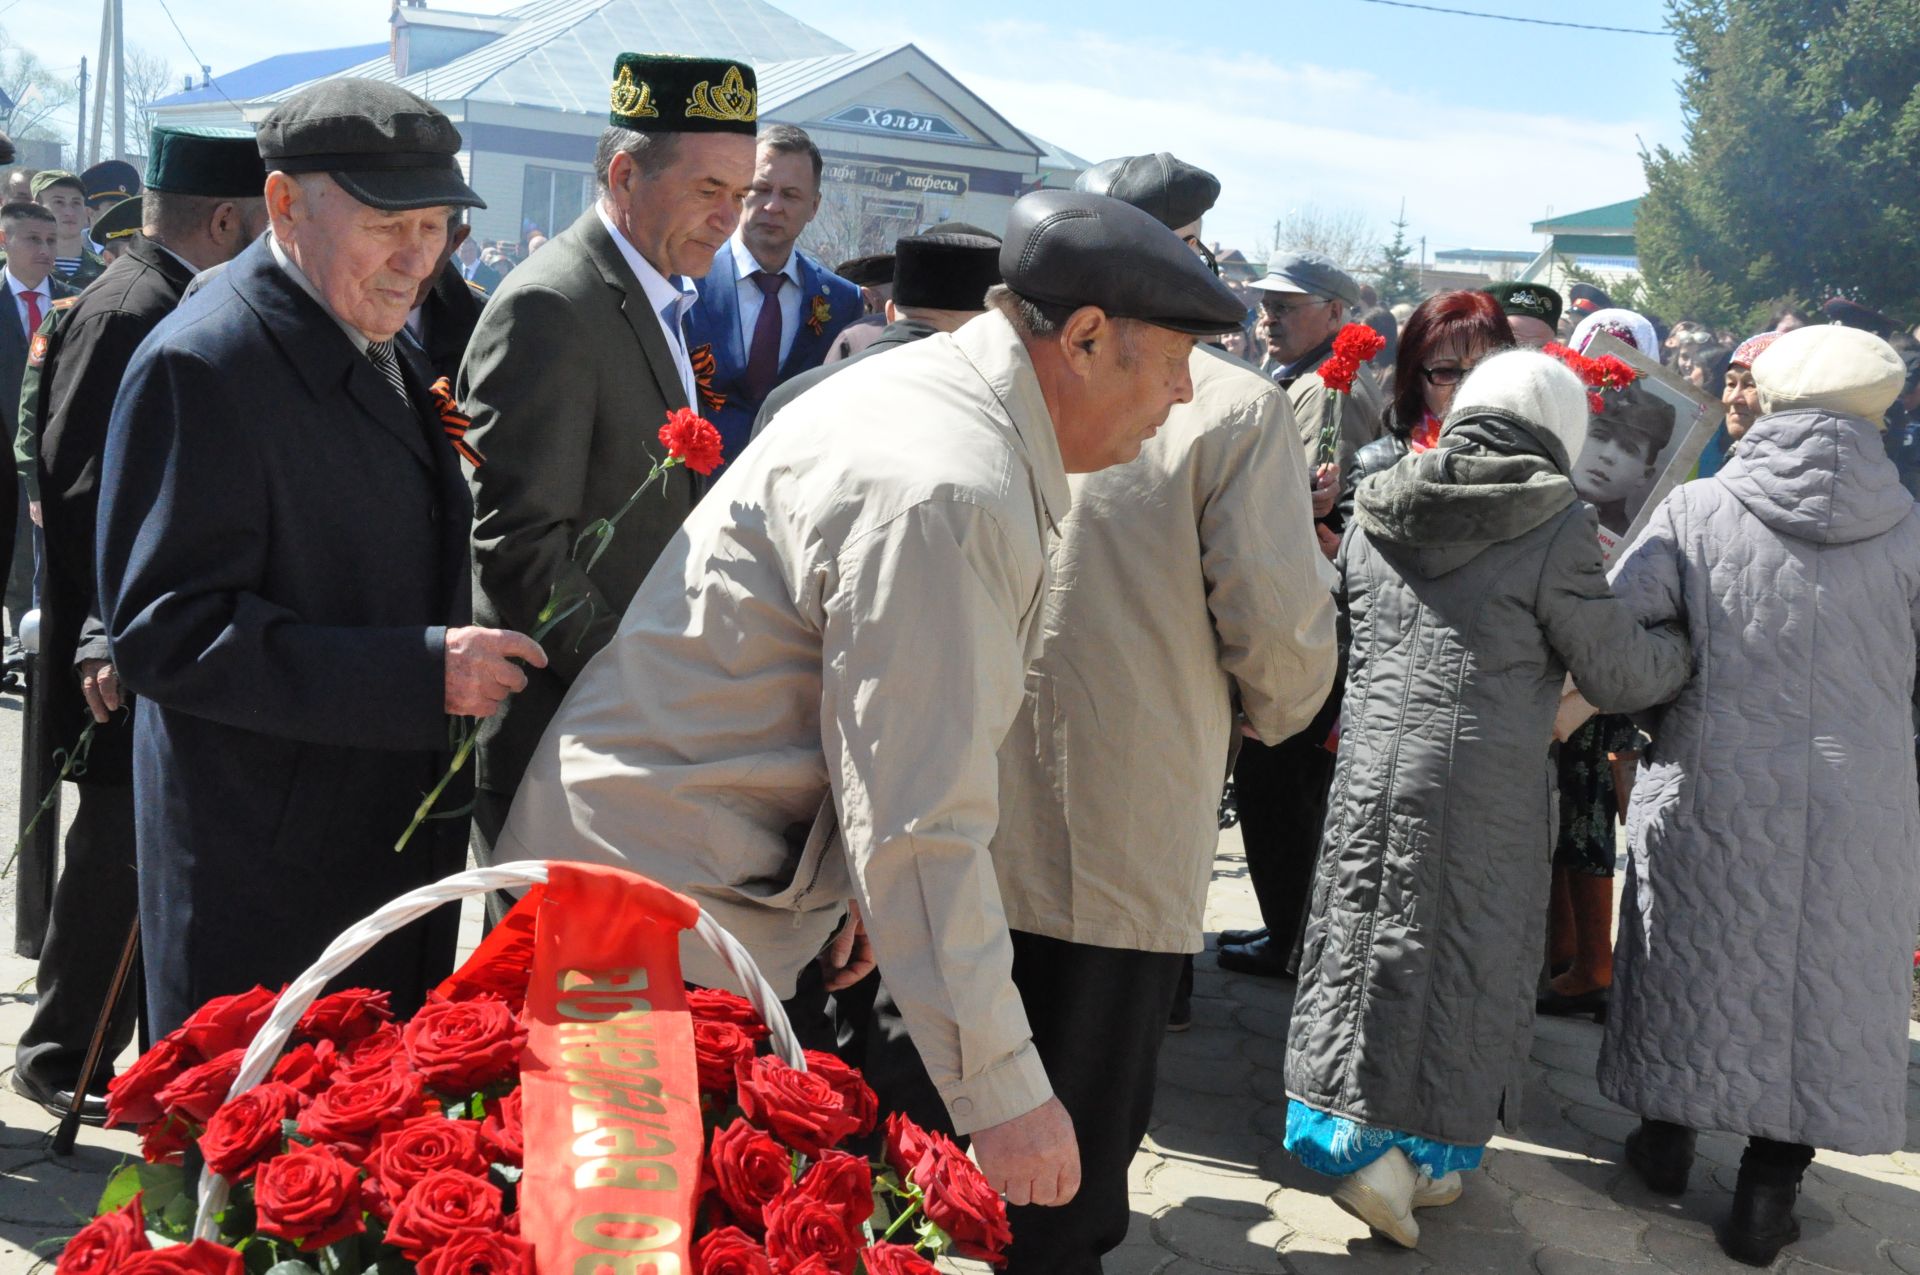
left=0, top=762, right=1913, bottom=1272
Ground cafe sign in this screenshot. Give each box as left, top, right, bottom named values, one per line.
left=824, top=103, right=970, bottom=142
left=821, top=158, right=969, bottom=198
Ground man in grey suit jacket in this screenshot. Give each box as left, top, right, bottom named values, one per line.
left=459, top=52, right=759, bottom=886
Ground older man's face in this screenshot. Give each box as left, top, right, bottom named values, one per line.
left=269, top=172, right=449, bottom=341
left=1054, top=315, right=1197, bottom=471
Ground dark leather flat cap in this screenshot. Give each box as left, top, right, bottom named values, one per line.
left=893, top=229, right=1002, bottom=311
left=834, top=252, right=894, bottom=287
left=258, top=78, right=483, bottom=211
left=1074, top=153, right=1219, bottom=230
left=1001, top=190, right=1243, bottom=336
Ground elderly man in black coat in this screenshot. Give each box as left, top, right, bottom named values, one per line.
left=96, top=80, right=543, bottom=1038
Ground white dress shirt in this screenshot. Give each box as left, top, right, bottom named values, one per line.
left=597, top=204, right=698, bottom=405
left=729, top=232, right=804, bottom=370
left=6, top=267, right=51, bottom=340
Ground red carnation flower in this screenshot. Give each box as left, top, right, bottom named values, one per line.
left=401, top=995, right=527, bottom=1094
left=480, top=1087, right=523, bottom=1167
left=1319, top=353, right=1361, bottom=395
left=763, top=1186, right=861, bottom=1275
left=659, top=406, right=725, bottom=475
left=416, top=1231, right=535, bottom=1275
left=708, top=1117, right=793, bottom=1234
left=859, top=1244, right=939, bottom=1275
left=797, top=1149, right=874, bottom=1232
left=385, top=1169, right=506, bottom=1260
left=116, top=1240, right=245, bottom=1275
left=107, top=1033, right=195, bottom=1128
left=254, top=1144, right=365, bottom=1251
left=55, top=1193, right=150, bottom=1274
left=363, top=1115, right=490, bottom=1219
left=912, top=1132, right=1011, bottom=1263
left=1331, top=322, right=1387, bottom=365
left=694, top=1019, right=758, bottom=1094
left=295, top=988, right=393, bottom=1045
left=687, top=988, right=770, bottom=1039
left=178, top=986, right=278, bottom=1059
left=1588, top=390, right=1607, bottom=415
left=801, top=1050, right=877, bottom=1137
left=153, top=1048, right=245, bottom=1125
left=691, top=1226, right=774, bottom=1275
left=734, top=1056, right=861, bottom=1157
left=200, top=1082, right=301, bottom=1182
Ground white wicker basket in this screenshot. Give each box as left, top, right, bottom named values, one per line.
left=193, top=861, right=804, bottom=1241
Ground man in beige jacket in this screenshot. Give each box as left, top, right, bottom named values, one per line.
left=986, top=154, right=1338, bottom=1272
left=494, top=189, right=1245, bottom=1212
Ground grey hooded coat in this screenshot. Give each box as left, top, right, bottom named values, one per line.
left=1285, top=414, right=1691, bottom=1147
left=1598, top=407, right=1920, bottom=1154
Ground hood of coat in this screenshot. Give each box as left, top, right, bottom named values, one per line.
left=1354, top=413, right=1579, bottom=577
left=1717, top=407, right=1915, bottom=545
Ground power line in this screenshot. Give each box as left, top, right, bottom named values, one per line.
left=152, top=0, right=242, bottom=110
left=1351, top=0, right=1668, bottom=36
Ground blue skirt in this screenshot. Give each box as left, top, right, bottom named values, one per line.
left=1285, top=1100, right=1486, bottom=1178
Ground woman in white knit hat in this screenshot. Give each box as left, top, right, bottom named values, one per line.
left=1283, top=351, right=1691, bottom=1248
left=1600, top=323, right=1920, bottom=1267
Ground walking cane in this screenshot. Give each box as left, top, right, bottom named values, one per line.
left=52, top=915, right=138, bottom=1156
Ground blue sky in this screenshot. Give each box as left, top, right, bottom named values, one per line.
left=11, top=0, right=1686, bottom=259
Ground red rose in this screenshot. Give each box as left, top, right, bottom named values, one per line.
left=692, top=1226, right=773, bottom=1275
left=253, top=1144, right=365, bottom=1251
left=178, top=986, right=278, bottom=1059
left=296, top=1066, right=425, bottom=1150
left=797, top=1150, right=873, bottom=1232
left=416, top=1231, right=534, bottom=1275
left=763, top=1187, right=860, bottom=1275
left=480, top=1088, right=523, bottom=1166
left=913, top=1133, right=1011, bottom=1263
left=267, top=1040, right=337, bottom=1100
left=55, top=1194, right=149, bottom=1274
left=659, top=407, right=725, bottom=476
left=107, top=1033, right=195, bottom=1128
left=363, top=1115, right=489, bottom=1219
left=153, top=1048, right=244, bottom=1125
left=141, top=1115, right=193, bottom=1165
left=733, top=1056, right=860, bottom=1157
left=116, top=1240, right=244, bottom=1275
left=708, top=1117, right=792, bottom=1233
left=385, top=1169, right=505, bottom=1259
left=402, top=996, right=527, bottom=1094
left=687, top=988, right=769, bottom=1039
left=781, top=1259, right=834, bottom=1275
left=333, top=1022, right=407, bottom=1082
left=200, top=1082, right=301, bottom=1181
left=882, top=1113, right=932, bottom=1181
left=296, top=988, right=392, bottom=1045
left=801, top=1051, right=877, bottom=1137
left=694, top=1019, right=757, bottom=1094
left=859, top=1244, right=938, bottom=1275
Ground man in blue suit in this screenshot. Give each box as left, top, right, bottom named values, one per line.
left=687, top=124, right=861, bottom=463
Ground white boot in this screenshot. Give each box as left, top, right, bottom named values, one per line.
left=1413, top=1169, right=1463, bottom=1209
left=1333, top=1147, right=1420, bottom=1248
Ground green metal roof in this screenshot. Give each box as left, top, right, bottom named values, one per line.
left=1531, top=197, right=1639, bottom=234
left=1547, top=233, right=1638, bottom=257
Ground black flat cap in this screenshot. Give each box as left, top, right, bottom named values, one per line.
left=1822, top=295, right=1897, bottom=338
left=894, top=230, right=1002, bottom=311
left=146, top=125, right=267, bottom=198
left=834, top=252, right=894, bottom=287
left=1001, top=190, right=1244, bottom=336
left=92, top=196, right=143, bottom=244
left=82, top=159, right=141, bottom=207
left=258, top=79, right=483, bottom=212
left=1074, top=152, right=1219, bottom=231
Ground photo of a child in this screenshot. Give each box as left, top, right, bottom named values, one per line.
left=1574, top=383, right=1678, bottom=534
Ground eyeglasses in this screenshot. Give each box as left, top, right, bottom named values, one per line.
left=1183, top=235, right=1221, bottom=278
left=1259, top=295, right=1331, bottom=318
left=1420, top=365, right=1474, bottom=386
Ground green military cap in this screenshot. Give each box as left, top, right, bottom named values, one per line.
left=29, top=169, right=84, bottom=199
left=92, top=195, right=143, bottom=243
left=1485, top=281, right=1563, bottom=329
left=145, top=124, right=268, bottom=197
left=608, top=53, right=758, bottom=134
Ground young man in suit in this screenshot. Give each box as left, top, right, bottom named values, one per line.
left=2, top=202, right=72, bottom=653
left=687, top=123, right=861, bottom=463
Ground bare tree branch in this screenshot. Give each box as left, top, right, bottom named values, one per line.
left=1256, top=202, right=1379, bottom=276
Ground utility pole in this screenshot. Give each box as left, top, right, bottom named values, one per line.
left=111, top=0, right=126, bottom=161
left=75, top=58, right=87, bottom=171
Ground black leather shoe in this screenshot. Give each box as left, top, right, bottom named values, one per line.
left=1218, top=926, right=1268, bottom=948
left=1720, top=1170, right=1801, bottom=1266
left=11, top=1068, right=108, bottom=1126
left=1216, top=936, right=1292, bottom=979
left=1624, top=1119, right=1696, bottom=1197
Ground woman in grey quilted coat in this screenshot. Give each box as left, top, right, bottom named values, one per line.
left=1599, top=324, right=1920, bottom=1267
left=1283, top=351, right=1691, bottom=1249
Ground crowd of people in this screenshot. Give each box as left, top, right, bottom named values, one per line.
left=0, top=45, right=1915, bottom=1275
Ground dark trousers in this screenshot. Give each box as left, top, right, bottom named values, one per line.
left=17, top=782, right=139, bottom=1086
left=1645, top=1119, right=1815, bottom=1184
left=1233, top=731, right=1337, bottom=956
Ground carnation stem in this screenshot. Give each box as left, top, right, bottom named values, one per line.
left=882, top=1198, right=921, bottom=1242
left=5, top=721, right=96, bottom=877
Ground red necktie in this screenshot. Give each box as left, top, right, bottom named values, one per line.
left=744, top=270, right=785, bottom=404
left=21, top=288, right=43, bottom=338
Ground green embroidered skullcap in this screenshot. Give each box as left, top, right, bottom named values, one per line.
left=145, top=125, right=268, bottom=197
left=607, top=53, right=758, bottom=134
left=1485, top=281, right=1563, bottom=329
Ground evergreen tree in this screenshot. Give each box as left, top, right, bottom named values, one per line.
left=1637, top=0, right=1920, bottom=327
left=1375, top=208, right=1422, bottom=307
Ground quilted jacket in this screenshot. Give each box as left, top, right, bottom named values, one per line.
left=1285, top=414, right=1690, bottom=1146
left=1598, top=406, right=1920, bottom=1154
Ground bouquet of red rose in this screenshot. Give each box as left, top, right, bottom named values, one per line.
left=57, top=862, right=1009, bottom=1275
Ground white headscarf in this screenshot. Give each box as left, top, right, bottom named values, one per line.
left=1569, top=307, right=1659, bottom=358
